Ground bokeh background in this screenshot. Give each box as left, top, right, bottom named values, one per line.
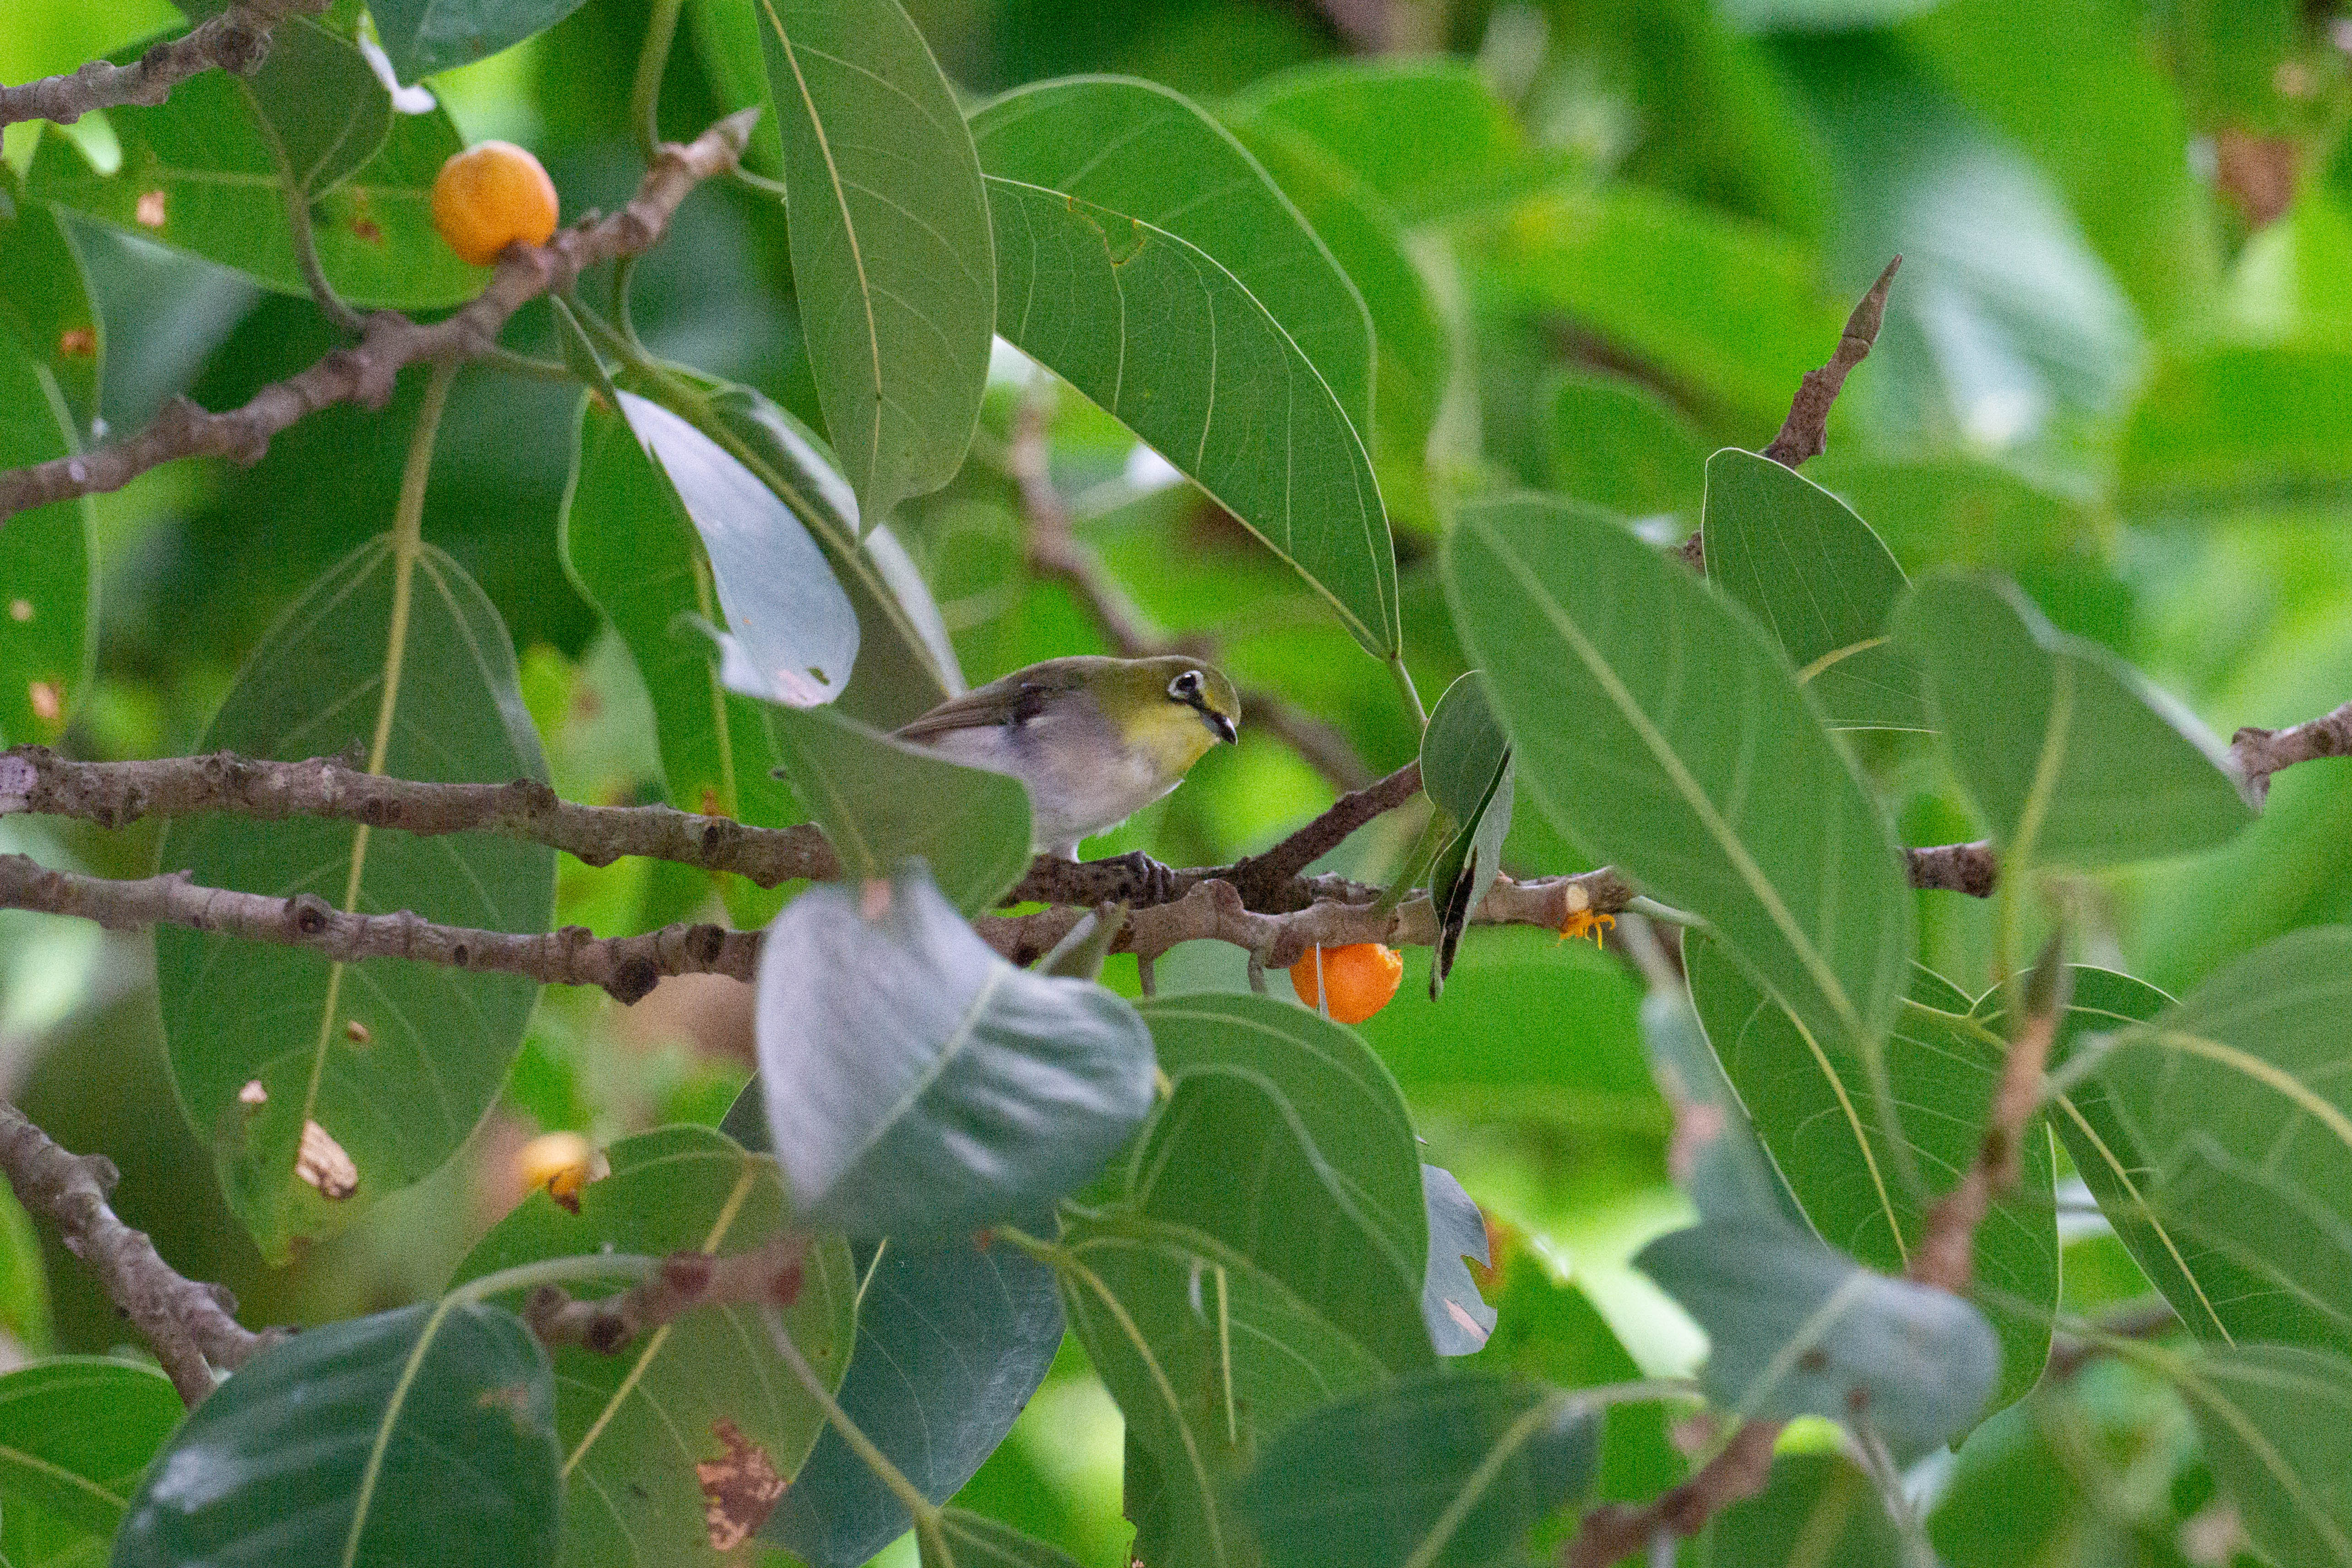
left=5, top=0, right=2351, bottom=1561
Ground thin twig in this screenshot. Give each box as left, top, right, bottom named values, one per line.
left=1008, top=392, right=1377, bottom=792
left=0, top=1100, right=277, bottom=1404
left=2234, top=698, right=2352, bottom=805
left=1762, top=256, right=1901, bottom=470
left=1905, top=840, right=1999, bottom=898
left=0, top=0, right=324, bottom=129
left=0, top=107, right=763, bottom=525
left=1563, top=1417, right=1783, bottom=1568
left=521, top=1232, right=805, bottom=1354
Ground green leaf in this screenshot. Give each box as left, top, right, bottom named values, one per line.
left=560, top=396, right=803, bottom=836
left=114, top=1302, right=561, bottom=1568
left=1135, top=991, right=1428, bottom=1342
left=694, top=381, right=966, bottom=729
left=2069, top=928, right=2352, bottom=1349
left=1893, top=571, right=2252, bottom=867
left=613, top=391, right=858, bottom=707
left=1445, top=494, right=1912, bottom=1063
left=26, top=59, right=487, bottom=307
left=0, top=170, right=102, bottom=423
left=1690, top=946, right=2058, bottom=1415
left=154, top=537, right=554, bottom=1258
left=762, top=699, right=1031, bottom=912
left=450, top=1126, right=858, bottom=1568
left=769, top=1237, right=1065, bottom=1568
left=2163, top=1342, right=2352, bottom=1568
left=755, top=864, right=1153, bottom=1237
left=1223, top=59, right=1545, bottom=225
left=1707, top=1453, right=1906, bottom=1567
left=1224, top=116, right=1447, bottom=472
left=1700, top=447, right=1927, bottom=733
left=1420, top=672, right=1513, bottom=996
left=926, top=1510, right=1088, bottom=1568
left=1054, top=1215, right=1390, bottom=1568
left=1421, top=1165, right=1496, bottom=1356
left=1642, top=984, right=1808, bottom=1233
left=688, top=0, right=787, bottom=176
left=1237, top=1372, right=1597, bottom=1568
left=0, top=327, right=91, bottom=749
left=2118, top=347, right=2352, bottom=520
left=979, top=175, right=1400, bottom=658
left=972, top=76, right=1373, bottom=437
left=0, top=1359, right=179, bottom=1549
left=754, top=0, right=994, bottom=527
left=1636, top=1218, right=2000, bottom=1450
left=238, top=17, right=391, bottom=199
left=1543, top=372, right=1707, bottom=523
left=1132, top=1071, right=1433, bottom=1373
left=372, top=0, right=592, bottom=81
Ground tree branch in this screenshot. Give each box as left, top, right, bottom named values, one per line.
left=0, top=0, right=323, bottom=129
left=1008, top=393, right=1377, bottom=792
left=1905, top=840, right=1999, bottom=897
left=0, top=1099, right=277, bottom=1404
left=0, top=106, right=762, bottom=526
left=1762, top=256, right=1901, bottom=470
left=1563, top=1416, right=1783, bottom=1568
left=2234, top=698, right=2352, bottom=805
left=521, top=1233, right=806, bottom=1354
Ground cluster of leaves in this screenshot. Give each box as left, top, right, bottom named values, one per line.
left=6, top=0, right=2352, bottom=1565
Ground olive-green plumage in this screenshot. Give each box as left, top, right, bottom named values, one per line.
left=894, top=655, right=1241, bottom=855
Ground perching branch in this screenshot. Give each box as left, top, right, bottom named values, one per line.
left=0, top=1099, right=276, bottom=1404
left=1905, top=840, right=1999, bottom=898
left=0, top=852, right=755, bottom=1004
left=1762, top=256, right=1902, bottom=470
left=1563, top=1416, right=1784, bottom=1568
left=1009, top=393, right=1378, bottom=792
left=2235, top=697, right=2352, bottom=805
left=0, top=0, right=323, bottom=129
left=522, top=1233, right=806, bottom=1354
left=0, top=106, right=762, bottom=526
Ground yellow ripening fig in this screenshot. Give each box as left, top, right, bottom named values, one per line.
left=431, top=141, right=559, bottom=266
left=514, top=1130, right=598, bottom=1210
left=1291, top=943, right=1404, bottom=1024
left=894, top=655, right=1240, bottom=857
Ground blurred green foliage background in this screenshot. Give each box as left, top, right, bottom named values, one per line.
left=5, top=0, right=2351, bottom=1561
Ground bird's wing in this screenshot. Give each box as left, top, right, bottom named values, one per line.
left=893, top=671, right=1061, bottom=742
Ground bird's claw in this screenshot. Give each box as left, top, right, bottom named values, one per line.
left=1096, top=850, right=1182, bottom=907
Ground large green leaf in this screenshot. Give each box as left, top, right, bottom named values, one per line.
left=1420, top=1165, right=1495, bottom=1356
left=1418, top=672, right=1513, bottom=996
left=753, top=0, right=993, bottom=527
left=1054, top=1215, right=1390, bottom=1568
left=612, top=391, right=858, bottom=707
left=1690, top=946, right=2057, bottom=1414
left=768, top=1237, right=1064, bottom=1568
left=694, top=381, right=966, bottom=729
left=979, top=175, right=1400, bottom=658
left=762, top=699, right=1031, bottom=913
left=2070, top=928, right=2352, bottom=1349
left=972, top=76, right=1373, bottom=436
left=0, top=1358, right=179, bottom=1556
left=1701, top=447, right=1927, bottom=732
left=114, top=1302, right=561, bottom=1568
left=237, top=17, right=391, bottom=201
left=372, top=0, right=593, bottom=81
left=1445, top=494, right=1912, bottom=1063
left=1543, top=372, right=1708, bottom=523
left=154, top=537, right=555, bottom=1258
left=1637, top=1218, right=2001, bottom=1450
left=927, top=1511, right=1086, bottom=1568
left=1707, top=1453, right=1907, bottom=1567
left=1135, top=990, right=1428, bottom=1324
left=559, top=396, right=803, bottom=832
left=1893, top=572, right=2252, bottom=867
left=688, top=0, right=787, bottom=176
left=0, top=326, right=90, bottom=750
left=0, top=170, right=101, bottom=423
left=1642, top=984, right=1808, bottom=1233
left=1132, top=1072, right=1432, bottom=1373
left=26, top=59, right=485, bottom=308
left=1222, top=59, right=1546, bottom=226
left=2164, top=1342, right=2352, bottom=1568
left=1237, top=1373, right=1597, bottom=1568
left=754, top=864, right=1154, bottom=1237
left=451, top=1126, right=858, bottom=1568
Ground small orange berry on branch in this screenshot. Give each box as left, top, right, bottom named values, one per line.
left=1289, top=942, right=1404, bottom=1024
left=431, top=141, right=560, bottom=266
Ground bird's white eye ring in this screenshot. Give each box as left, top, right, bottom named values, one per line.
left=1168, top=670, right=1203, bottom=699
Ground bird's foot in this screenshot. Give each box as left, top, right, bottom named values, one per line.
left=1088, top=849, right=1184, bottom=907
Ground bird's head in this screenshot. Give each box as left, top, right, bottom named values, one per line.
left=1099, top=656, right=1242, bottom=773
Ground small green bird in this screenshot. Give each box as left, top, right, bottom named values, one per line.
left=895, top=654, right=1241, bottom=858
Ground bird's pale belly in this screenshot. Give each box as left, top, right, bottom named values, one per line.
left=916, top=723, right=1175, bottom=855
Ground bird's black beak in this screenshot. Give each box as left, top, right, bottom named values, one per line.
left=1202, top=707, right=1238, bottom=744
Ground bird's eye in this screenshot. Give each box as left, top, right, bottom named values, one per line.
left=1168, top=670, right=1202, bottom=699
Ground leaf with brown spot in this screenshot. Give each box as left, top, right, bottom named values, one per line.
left=696, top=1420, right=787, bottom=1551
